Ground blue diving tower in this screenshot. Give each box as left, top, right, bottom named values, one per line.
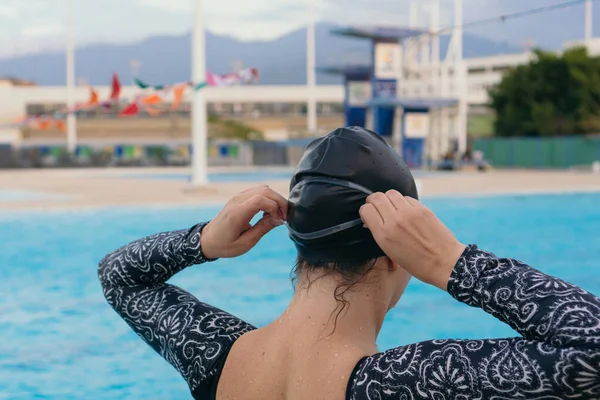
left=322, top=25, right=459, bottom=167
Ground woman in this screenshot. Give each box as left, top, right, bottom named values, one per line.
left=99, top=127, right=600, bottom=399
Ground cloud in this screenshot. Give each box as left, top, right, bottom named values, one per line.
left=0, top=6, right=18, bottom=19
left=1, top=0, right=590, bottom=57
left=210, top=20, right=306, bottom=41
left=136, top=0, right=193, bottom=13
left=133, top=0, right=309, bottom=40
left=21, top=23, right=64, bottom=37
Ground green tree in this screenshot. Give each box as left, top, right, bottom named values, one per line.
left=488, top=47, right=600, bottom=136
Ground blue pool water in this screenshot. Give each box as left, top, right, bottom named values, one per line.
left=1, top=192, right=600, bottom=399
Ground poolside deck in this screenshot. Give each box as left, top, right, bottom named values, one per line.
left=1, top=167, right=600, bottom=212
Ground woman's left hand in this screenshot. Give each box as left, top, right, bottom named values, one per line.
left=200, top=185, right=288, bottom=259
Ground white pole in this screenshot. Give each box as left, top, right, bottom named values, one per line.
left=453, top=0, right=463, bottom=68
left=66, top=0, right=77, bottom=154
left=431, top=0, right=441, bottom=161
left=409, top=0, right=418, bottom=28
left=431, top=0, right=440, bottom=76
left=393, top=40, right=404, bottom=152
left=586, top=0, right=593, bottom=44
left=439, top=0, right=450, bottom=156
left=131, top=59, right=141, bottom=78
left=307, top=0, right=317, bottom=134
left=407, top=0, right=418, bottom=71
left=454, top=0, right=468, bottom=154
left=191, top=0, right=208, bottom=186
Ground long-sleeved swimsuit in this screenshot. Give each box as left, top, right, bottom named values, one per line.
left=98, top=222, right=600, bottom=399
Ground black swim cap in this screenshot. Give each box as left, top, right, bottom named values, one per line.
left=287, top=126, right=419, bottom=263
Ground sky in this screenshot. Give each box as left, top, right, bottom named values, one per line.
left=0, top=0, right=591, bottom=57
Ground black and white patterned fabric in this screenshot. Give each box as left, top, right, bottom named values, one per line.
left=98, top=223, right=255, bottom=399
left=99, top=223, right=600, bottom=400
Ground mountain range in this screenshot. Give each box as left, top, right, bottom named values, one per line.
left=0, top=22, right=532, bottom=86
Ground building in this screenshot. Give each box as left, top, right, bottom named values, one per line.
left=0, top=77, right=36, bottom=87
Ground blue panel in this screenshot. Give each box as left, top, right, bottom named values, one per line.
left=403, top=138, right=425, bottom=168
left=114, top=146, right=124, bottom=158
left=372, top=78, right=397, bottom=137
left=373, top=79, right=397, bottom=99
left=344, top=75, right=370, bottom=128
left=375, top=107, right=395, bottom=136
left=347, top=107, right=367, bottom=127
left=219, top=145, right=228, bottom=157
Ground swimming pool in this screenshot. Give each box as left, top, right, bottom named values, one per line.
left=1, top=192, right=599, bottom=399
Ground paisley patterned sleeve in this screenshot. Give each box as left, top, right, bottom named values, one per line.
left=98, top=222, right=256, bottom=396
left=348, top=245, right=600, bottom=400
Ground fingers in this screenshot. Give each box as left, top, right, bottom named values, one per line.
left=241, top=194, right=281, bottom=222
left=235, top=186, right=287, bottom=220
left=359, top=203, right=384, bottom=227
left=362, top=191, right=417, bottom=232
left=234, top=194, right=283, bottom=249
left=234, top=185, right=268, bottom=201
left=259, top=188, right=288, bottom=220
left=385, top=190, right=411, bottom=209
left=365, top=192, right=397, bottom=220
left=239, top=214, right=281, bottom=247
left=404, top=196, right=420, bottom=207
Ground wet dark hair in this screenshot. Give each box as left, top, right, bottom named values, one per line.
left=291, top=257, right=380, bottom=336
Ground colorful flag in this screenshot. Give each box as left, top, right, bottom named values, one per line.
left=110, top=74, right=121, bottom=100
left=141, top=94, right=162, bottom=105
left=119, top=102, right=139, bottom=117
left=88, top=89, right=99, bottom=106
left=55, top=120, right=66, bottom=131
left=171, top=84, right=186, bottom=110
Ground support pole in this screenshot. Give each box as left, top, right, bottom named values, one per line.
left=586, top=0, right=593, bottom=44
left=430, top=0, right=442, bottom=161
left=454, top=0, right=468, bottom=153
left=306, top=0, right=317, bottom=134
left=66, top=0, right=77, bottom=154
left=191, top=0, right=208, bottom=186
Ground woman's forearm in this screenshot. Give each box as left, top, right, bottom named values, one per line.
left=98, top=222, right=214, bottom=289
left=448, top=245, right=600, bottom=348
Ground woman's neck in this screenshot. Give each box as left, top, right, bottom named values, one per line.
left=270, top=273, right=390, bottom=353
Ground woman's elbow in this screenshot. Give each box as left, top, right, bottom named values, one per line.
left=97, top=253, right=114, bottom=290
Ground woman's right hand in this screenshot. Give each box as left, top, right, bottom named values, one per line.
left=201, top=185, right=287, bottom=259
left=359, top=191, right=466, bottom=291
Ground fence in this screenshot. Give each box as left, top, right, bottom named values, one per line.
left=473, top=136, right=600, bottom=168
left=0, top=139, right=313, bottom=169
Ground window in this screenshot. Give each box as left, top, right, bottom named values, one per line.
left=26, top=103, right=65, bottom=117
left=492, top=65, right=510, bottom=73
left=468, top=67, right=486, bottom=74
